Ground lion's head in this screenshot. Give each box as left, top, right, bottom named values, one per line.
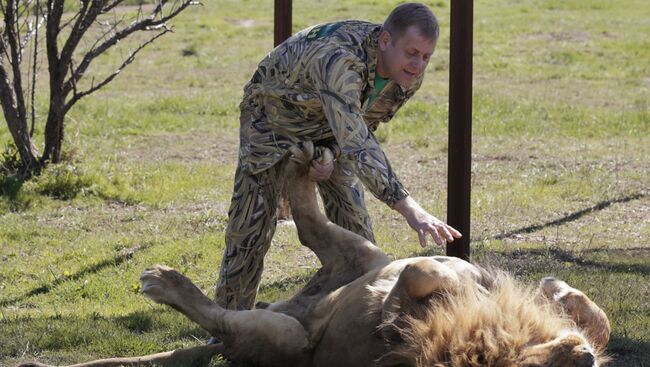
left=378, top=271, right=608, bottom=367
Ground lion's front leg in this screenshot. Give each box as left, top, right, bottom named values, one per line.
left=140, top=265, right=310, bottom=367
left=536, top=277, right=610, bottom=351
left=382, top=258, right=461, bottom=319
left=140, top=265, right=218, bottom=333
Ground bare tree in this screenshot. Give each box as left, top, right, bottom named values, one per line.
left=1, top=0, right=198, bottom=174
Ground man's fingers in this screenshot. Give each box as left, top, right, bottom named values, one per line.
left=417, top=229, right=427, bottom=248
left=440, top=226, right=454, bottom=242
left=428, top=226, right=444, bottom=246
left=447, top=225, right=462, bottom=238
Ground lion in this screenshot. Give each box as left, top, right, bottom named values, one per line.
left=18, top=142, right=611, bottom=367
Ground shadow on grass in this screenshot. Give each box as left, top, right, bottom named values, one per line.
left=607, top=335, right=650, bottom=367
left=1, top=246, right=311, bottom=312
left=545, top=247, right=650, bottom=275
left=446, top=246, right=650, bottom=279
left=0, top=171, right=30, bottom=210
left=0, top=245, right=149, bottom=308
left=460, top=246, right=650, bottom=276
left=480, top=191, right=648, bottom=242
left=258, top=273, right=312, bottom=293
left=415, top=244, right=650, bottom=275
left=1, top=309, right=207, bottom=362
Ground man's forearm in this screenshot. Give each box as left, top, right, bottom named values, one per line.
left=391, top=195, right=418, bottom=219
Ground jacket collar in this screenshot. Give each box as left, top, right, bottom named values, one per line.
left=364, top=26, right=382, bottom=90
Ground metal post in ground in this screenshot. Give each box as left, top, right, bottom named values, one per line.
left=274, top=0, right=292, bottom=46
left=273, top=0, right=293, bottom=220
left=446, top=0, right=474, bottom=261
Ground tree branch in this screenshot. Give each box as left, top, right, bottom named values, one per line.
left=68, top=58, right=77, bottom=97
left=1, top=59, right=39, bottom=169
left=46, top=0, right=65, bottom=70
left=59, top=9, right=81, bottom=32
left=0, top=23, right=8, bottom=62
left=20, top=12, right=45, bottom=53
left=14, top=1, right=22, bottom=58
left=58, top=0, right=97, bottom=70
left=62, top=0, right=196, bottom=97
left=101, top=0, right=125, bottom=14
left=15, top=1, right=40, bottom=59
left=63, top=27, right=171, bottom=113
left=30, top=0, right=41, bottom=136
left=17, top=0, right=35, bottom=20
left=90, top=14, right=127, bottom=51
left=0, top=55, right=18, bottom=117
left=5, top=0, right=27, bottom=123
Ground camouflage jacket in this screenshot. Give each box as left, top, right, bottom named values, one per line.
left=239, top=20, right=424, bottom=205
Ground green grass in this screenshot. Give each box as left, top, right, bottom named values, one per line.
left=1, top=0, right=649, bottom=366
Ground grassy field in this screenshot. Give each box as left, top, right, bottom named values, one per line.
left=1, top=0, right=649, bottom=366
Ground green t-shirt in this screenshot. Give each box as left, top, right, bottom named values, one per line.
left=367, top=75, right=389, bottom=107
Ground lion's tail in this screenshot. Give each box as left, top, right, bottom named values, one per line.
left=16, top=343, right=224, bottom=367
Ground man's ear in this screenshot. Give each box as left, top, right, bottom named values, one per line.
left=378, top=30, right=392, bottom=51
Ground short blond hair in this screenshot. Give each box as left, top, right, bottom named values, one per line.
left=383, top=2, right=439, bottom=41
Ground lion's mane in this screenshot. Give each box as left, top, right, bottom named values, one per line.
left=375, top=271, right=606, bottom=367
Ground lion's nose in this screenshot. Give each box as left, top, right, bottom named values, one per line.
left=576, top=348, right=595, bottom=367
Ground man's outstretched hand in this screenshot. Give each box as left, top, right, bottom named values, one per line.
left=392, top=196, right=462, bottom=247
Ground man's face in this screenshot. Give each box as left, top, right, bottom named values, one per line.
left=377, top=25, right=437, bottom=88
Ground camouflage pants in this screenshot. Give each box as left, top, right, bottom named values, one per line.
left=214, top=156, right=376, bottom=310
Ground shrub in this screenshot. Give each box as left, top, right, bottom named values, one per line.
left=33, top=163, right=95, bottom=200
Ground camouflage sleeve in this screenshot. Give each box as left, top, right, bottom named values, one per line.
left=312, top=50, right=409, bottom=206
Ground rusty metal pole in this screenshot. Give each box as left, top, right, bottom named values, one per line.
left=274, top=0, right=293, bottom=220
left=446, top=0, right=473, bottom=261
left=274, top=0, right=292, bottom=46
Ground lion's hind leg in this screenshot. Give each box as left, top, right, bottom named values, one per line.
left=286, top=143, right=389, bottom=276
left=140, top=265, right=310, bottom=367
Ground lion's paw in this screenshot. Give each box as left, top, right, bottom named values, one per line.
left=287, top=141, right=335, bottom=177
left=140, top=265, right=192, bottom=306
left=288, top=141, right=315, bottom=166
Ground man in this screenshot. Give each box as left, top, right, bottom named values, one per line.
left=215, top=2, right=461, bottom=314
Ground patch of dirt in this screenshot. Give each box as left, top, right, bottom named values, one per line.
left=383, top=141, right=447, bottom=194
left=527, top=31, right=592, bottom=42
left=121, top=133, right=239, bottom=164
left=224, top=18, right=257, bottom=28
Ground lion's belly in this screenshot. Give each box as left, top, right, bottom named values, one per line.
left=310, top=272, right=388, bottom=366
left=309, top=260, right=411, bottom=366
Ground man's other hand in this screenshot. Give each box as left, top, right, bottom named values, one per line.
left=392, top=196, right=462, bottom=247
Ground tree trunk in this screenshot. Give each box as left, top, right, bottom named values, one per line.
left=0, top=65, right=40, bottom=171
left=42, top=46, right=67, bottom=164
left=42, top=102, right=65, bottom=164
